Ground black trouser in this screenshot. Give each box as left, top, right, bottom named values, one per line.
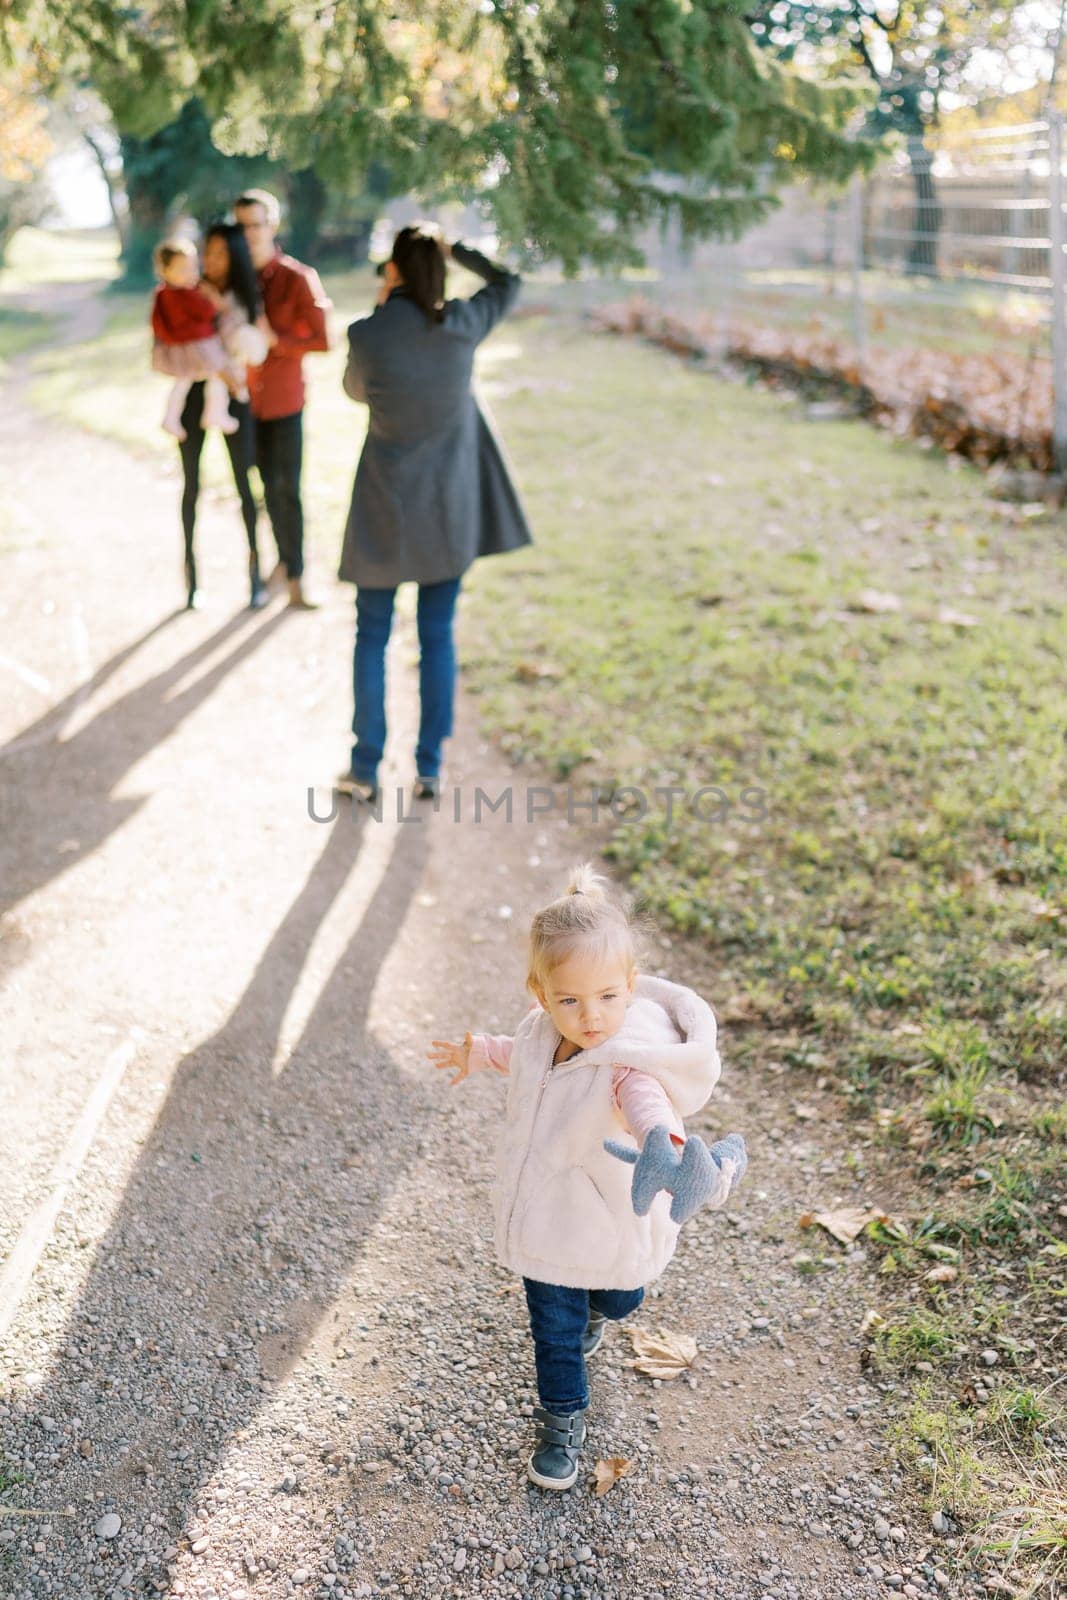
left=178, top=383, right=260, bottom=583
left=254, top=411, right=304, bottom=580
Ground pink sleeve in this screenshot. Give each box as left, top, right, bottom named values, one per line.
left=612, top=1066, right=685, bottom=1147
left=468, top=1033, right=514, bottom=1075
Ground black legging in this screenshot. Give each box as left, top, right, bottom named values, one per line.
left=178, top=382, right=260, bottom=583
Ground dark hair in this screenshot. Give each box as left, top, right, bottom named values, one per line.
left=204, top=222, right=261, bottom=324
left=234, top=188, right=282, bottom=229
left=391, top=225, right=446, bottom=326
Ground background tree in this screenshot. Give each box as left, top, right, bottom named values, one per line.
left=6, top=0, right=873, bottom=273
left=0, top=52, right=53, bottom=261
left=115, top=99, right=277, bottom=283
left=748, top=0, right=1022, bottom=274
left=49, top=85, right=156, bottom=256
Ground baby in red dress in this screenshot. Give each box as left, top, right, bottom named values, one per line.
left=151, top=238, right=238, bottom=441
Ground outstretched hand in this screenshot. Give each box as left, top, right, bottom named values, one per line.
left=427, top=1032, right=474, bottom=1086
left=605, top=1127, right=748, bottom=1225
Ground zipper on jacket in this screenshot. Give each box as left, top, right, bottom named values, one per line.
left=505, top=1036, right=587, bottom=1249
left=540, top=1038, right=585, bottom=1089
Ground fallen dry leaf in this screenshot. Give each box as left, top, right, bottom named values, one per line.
left=792, top=1103, right=818, bottom=1121
left=850, top=589, right=903, bottom=615
left=934, top=605, right=979, bottom=628
left=594, top=299, right=1067, bottom=475
left=721, top=993, right=762, bottom=1025
left=628, top=1327, right=698, bottom=1380
left=515, top=660, right=562, bottom=683
left=800, top=1206, right=894, bottom=1245
left=593, top=1456, right=633, bottom=1497
left=860, top=1309, right=886, bottom=1336
left=1028, top=898, right=1062, bottom=921
left=924, top=1264, right=959, bottom=1284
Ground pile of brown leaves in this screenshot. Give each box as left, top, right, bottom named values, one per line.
left=591, top=298, right=1055, bottom=472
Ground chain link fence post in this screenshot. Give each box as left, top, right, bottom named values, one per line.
left=850, top=174, right=867, bottom=378
left=1049, top=111, right=1067, bottom=473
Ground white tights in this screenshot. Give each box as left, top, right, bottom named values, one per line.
left=162, top=375, right=237, bottom=441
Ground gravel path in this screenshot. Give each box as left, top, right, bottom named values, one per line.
left=0, top=290, right=986, bottom=1600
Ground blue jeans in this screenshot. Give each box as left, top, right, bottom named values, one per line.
left=350, top=577, right=461, bottom=783
left=523, top=1277, right=645, bottom=1415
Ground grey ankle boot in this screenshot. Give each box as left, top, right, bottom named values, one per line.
left=527, top=1406, right=586, bottom=1491
left=582, top=1312, right=607, bottom=1359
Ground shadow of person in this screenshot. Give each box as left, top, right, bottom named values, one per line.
left=0, top=606, right=288, bottom=953
left=3, top=806, right=435, bottom=1591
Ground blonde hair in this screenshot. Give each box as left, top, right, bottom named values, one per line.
left=153, top=236, right=198, bottom=278
left=527, top=863, right=639, bottom=994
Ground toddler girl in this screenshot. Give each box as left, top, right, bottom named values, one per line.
left=151, top=237, right=241, bottom=442
left=428, top=865, right=747, bottom=1491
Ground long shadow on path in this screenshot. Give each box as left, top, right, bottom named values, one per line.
left=0, top=605, right=289, bottom=958
left=4, top=808, right=434, bottom=1593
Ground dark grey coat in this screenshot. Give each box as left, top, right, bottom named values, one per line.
left=338, top=243, right=533, bottom=589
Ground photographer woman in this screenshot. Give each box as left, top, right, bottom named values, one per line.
left=338, top=225, right=531, bottom=802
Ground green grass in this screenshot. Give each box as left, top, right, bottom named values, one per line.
left=0, top=226, right=120, bottom=292
left=0, top=227, right=118, bottom=377
left=875, top=1309, right=963, bottom=1369
left=887, top=1382, right=1066, bottom=1592
left=462, top=327, right=1065, bottom=1116
left=0, top=306, right=54, bottom=371
left=888, top=1389, right=987, bottom=1511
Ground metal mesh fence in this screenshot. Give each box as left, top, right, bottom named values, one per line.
left=546, top=121, right=1051, bottom=357
left=534, top=118, right=1067, bottom=468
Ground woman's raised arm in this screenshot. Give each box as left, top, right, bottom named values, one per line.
left=451, top=241, right=521, bottom=343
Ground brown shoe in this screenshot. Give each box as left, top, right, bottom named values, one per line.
left=288, top=578, right=320, bottom=610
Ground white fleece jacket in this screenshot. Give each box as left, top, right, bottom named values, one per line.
left=487, top=974, right=722, bottom=1291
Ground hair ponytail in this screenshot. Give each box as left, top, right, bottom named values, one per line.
left=565, top=863, right=608, bottom=899
left=527, top=862, right=640, bottom=993
left=391, top=224, right=446, bottom=326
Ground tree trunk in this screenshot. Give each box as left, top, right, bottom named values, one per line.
left=346, top=218, right=374, bottom=264
left=82, top=129, right=129, bottom=250
left=121, top=157, right=170, bottom=287
left=0, top=179, right=50, bottom=265
left=286, top=168, right=328, bottom=260
left=905, top=134, right=940, bottom=277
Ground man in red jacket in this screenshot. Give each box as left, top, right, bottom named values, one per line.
left=235, top=189, right=332, bottom=609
